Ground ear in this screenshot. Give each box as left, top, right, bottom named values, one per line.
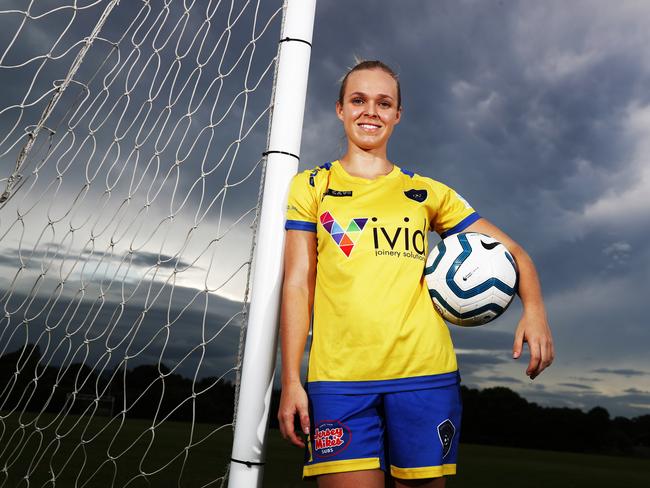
left=336, top=101, right=344, bottom=122
left=394, top=106, right=402, bottom=125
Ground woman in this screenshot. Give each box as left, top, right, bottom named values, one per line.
left=278, top=60, right=554, bottom=488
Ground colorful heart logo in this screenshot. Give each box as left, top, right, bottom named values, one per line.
left=319, top=211, right=368, bottom=257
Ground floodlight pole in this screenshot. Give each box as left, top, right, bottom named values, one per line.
left=227, top=1, right=316, bottom=487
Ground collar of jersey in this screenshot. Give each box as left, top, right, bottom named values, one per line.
left=331, top=159, right=401, bottom=185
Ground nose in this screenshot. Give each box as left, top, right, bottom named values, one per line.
left=364, top=101, right=378, bottom=117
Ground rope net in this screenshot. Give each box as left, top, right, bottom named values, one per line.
left=0, top=0, right=282, bottom=486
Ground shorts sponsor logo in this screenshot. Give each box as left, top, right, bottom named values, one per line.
left=313, top=420, right=351, bottom=458
left=437, top=419, right=456, bottom=458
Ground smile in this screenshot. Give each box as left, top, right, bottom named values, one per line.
left=358, top=123, right=381, bottom=132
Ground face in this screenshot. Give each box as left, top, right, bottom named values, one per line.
left=336, top=69, right=401, bottom=152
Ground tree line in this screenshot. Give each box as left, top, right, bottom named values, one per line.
left=1, top=344, right=648, bottom=458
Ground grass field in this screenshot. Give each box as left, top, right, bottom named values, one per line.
left=265, top=432, right=650, bottom=488
left=1, top=411, right=648, bottom=487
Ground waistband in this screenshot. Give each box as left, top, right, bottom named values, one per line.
left=307, top=370, right=460, bottom=395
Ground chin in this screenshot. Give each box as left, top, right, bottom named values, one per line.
left=355, top=137, right=387, bottom=151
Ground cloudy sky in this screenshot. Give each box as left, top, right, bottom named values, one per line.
left=0, top=0, right=649, bottom=419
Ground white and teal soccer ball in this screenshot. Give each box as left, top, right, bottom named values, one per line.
left=424, top=232, right=518, bottom=326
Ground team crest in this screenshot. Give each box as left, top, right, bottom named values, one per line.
left=404, top=188, right=427, bottom=202
left=313, top=421, right=351, bottom=458
left=319, top=211, right=368, bottom=257
left=437, top=419, right=456, bottom=458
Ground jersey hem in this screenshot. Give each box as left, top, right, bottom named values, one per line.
left=307, top=371, right=460, bottom=394
left=303, top=457, right=380, bottom=478
left=440, top=212, right=480, bottom=238
left=390, top=463, right=457, bottom=479
left=285, top=219, right=317, bottom=232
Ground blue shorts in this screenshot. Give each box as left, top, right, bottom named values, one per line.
left=303, top=383, right=462, bottom=479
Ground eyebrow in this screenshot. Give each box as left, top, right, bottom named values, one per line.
left=348, top=91, right=395, bottom=100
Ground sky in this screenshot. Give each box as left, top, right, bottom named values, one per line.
left=0, top=0, right=649, bottom=418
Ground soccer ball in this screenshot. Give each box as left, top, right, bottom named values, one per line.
left=424, top=232, right=518, bottom=326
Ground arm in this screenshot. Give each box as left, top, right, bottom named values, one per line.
left=464, top=218, right=555, bottom=379
left=277, top=229, right=317, bottom=447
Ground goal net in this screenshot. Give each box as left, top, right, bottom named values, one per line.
left=0, top=1, right=285, bottom=486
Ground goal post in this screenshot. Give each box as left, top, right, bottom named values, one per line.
left=228, top=1, right=317, bottom=487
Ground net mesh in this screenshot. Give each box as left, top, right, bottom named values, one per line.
left=0, top=0, right=283, bottom=486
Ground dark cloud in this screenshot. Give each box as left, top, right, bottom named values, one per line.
left=592, top=368, right=648, bottom=377
left=456, top=351, right=508, bottom=378
left=456, top=352, right=507, bottom=366
left=0, top=0, right=281, bottom=231
left=624, top=387, right=649, bottom=394
left=449, top=327, right=513, bottom=351
left=520, top=386, right=650, bottom=418
left=559, top=383, right=594, bottom=390
left=480, top=375, right=523, bottom=384
left=0, top=283, right=244, bottom=383
left=0, top=246, right=196, bottom=271
left=124, top=251, right=196, bottom=271
left=568, top=376, right=601, bottom=383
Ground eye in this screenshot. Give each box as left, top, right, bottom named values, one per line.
left=379, top=100, right=392, bottom=108
left=351, top=97, right=364, bottom=105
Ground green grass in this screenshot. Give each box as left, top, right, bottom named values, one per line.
left=265, top=432, right=650, bottom=488
left=445, top=444, right=650, bottom=488
left=1, top=411, right=648, bottom=487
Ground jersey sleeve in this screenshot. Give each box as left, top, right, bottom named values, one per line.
left=285, top=170, right=317, bottom=232
left=430, top=181, right=480, bottom=238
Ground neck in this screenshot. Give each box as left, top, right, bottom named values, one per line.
left=339, top=146, right=393, bottom=179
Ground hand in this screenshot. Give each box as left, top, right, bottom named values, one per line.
left=513, top=309, right=555, bottom=380
left=278, top=382, right=310, bottom=447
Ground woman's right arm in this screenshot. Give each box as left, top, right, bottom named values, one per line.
left=278, top=229, right=317, bottom=447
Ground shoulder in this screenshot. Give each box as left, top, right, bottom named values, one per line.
left=292, top=162, right=334, bottom=189
left=398, top=166, right=451, bottom=194
left=398, top=167, right=473, bottom=214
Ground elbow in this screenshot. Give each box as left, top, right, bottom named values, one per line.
left=504, top=239, right=528, bottom=265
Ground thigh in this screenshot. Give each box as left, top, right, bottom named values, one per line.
left=317, top=469, right=385, bottom=488
left=392, top=477, right=446, bottom=488
left=304, top=392, right=386, bottom=478
left=384, top=384, right=462, bottom=481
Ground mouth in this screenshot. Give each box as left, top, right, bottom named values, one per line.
left=357, top=122, right=382, bottom=133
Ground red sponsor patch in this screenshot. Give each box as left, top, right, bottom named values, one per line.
left=313, top=420, right=351, bottom=458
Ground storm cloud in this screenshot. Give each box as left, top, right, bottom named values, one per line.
left=1, top=1, right=649, bottom=418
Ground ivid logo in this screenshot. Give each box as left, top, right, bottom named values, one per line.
left=371, top=217, right=427, bottom=255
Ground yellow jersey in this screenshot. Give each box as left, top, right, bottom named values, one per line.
left=285, top=160, right=479, bottom=393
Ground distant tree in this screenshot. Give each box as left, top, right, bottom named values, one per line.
left=2, top=345, right=649, bottom=457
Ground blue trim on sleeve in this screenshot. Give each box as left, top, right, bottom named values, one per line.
left=319, top=162, right=333, bottom=170
left=400, top=167, right=415, bottom=177
left=440, top=212, right=480, bottom=239
left=285, top=220, right=317, bottom=232
left=307, top=371, right=460, bottom=394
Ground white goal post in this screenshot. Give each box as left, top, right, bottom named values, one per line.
left=228, top=1, right=317, bottom=486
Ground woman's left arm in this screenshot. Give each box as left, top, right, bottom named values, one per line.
left=464, top=218, right=555, bottom=379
